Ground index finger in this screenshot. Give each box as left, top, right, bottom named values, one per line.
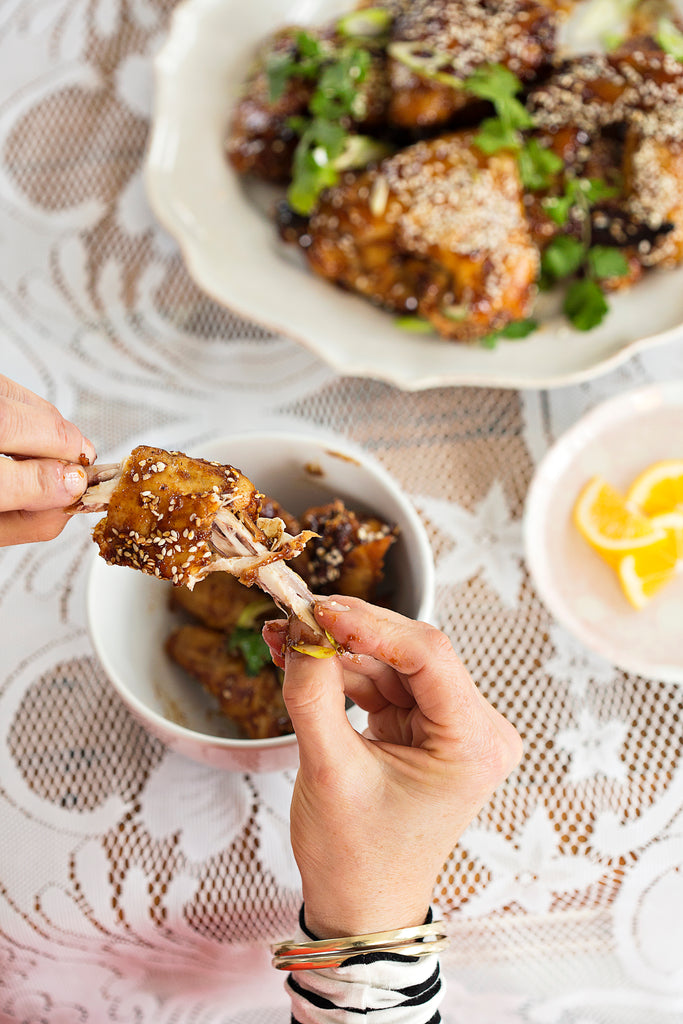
left=0, top=394, right=95, bottom=463
left=314, top=597, right=481, bottom=725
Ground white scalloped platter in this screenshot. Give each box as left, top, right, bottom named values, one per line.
left=524, top=382, right=683, bottom=683
left=145, top=0, right=683, bottom=391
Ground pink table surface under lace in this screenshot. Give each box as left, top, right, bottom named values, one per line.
left=2, top=2, right=683, bottom=1021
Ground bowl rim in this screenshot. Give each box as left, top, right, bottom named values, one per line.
left=86, top=429, right=435, bottom=749
left=143, top=0, right=683, bottom=392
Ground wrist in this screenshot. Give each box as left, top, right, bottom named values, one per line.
left=302, top=890, right=433, bottom=939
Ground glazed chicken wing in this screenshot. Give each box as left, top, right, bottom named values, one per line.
left=227, top=24, right=389, bottom=182
left=304, top=130, right=539, bottom=341
left=74, top=445, right=327, bottom=644
left=384, top=0, right=556, bottom=129
left=293, top=499, right=398, bottom=601
left=526, top=38, right=683, bottom=271
left=165, top=624, right=291, bottom=739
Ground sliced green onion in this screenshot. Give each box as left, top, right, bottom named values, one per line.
left=657, top=16, right=683, bottom=61
left=336, top=7, right=392, bottom=39
left=395, top=316, right=434, bottom=333
left=333, top=135, right=391, bottom=171
left=236, top=598, right=278, bottom=629
left=387, top=42, right=462, bottom=86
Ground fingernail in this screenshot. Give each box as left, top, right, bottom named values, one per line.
left=80, top=438, right=97, bottom=465
left=317, top=599, right=351, bottom=612
left=63, top=465, right=87, bottom=497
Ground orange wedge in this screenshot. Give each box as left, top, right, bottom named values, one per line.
left=573, top=476, right=668, bottom=569
left=626, top=459, right=683, bottom=516
left=617, top=533, right=679, bottom=610
left=649, top=511, right=683, bottom=562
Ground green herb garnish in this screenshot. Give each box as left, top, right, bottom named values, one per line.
left=480, top=317, right=538, bottom=348
left=267, top=30, right=328, bottom=102
left=543, top=176, right=619, bottom=227
left=587, top=245, right=629, bottom=280
left=236, top=598, right=278, bottom=630
left=227, top=627, right=273, bottom=676
left=657, top=16, right=683, bottom=61
left=563, top=279, right=609, bottom=331
left=271, top=33, right=378, bottom=214
left=541, top=235, right=585, bottom=280
left=542, top=233, right=628, bottom=331
left=395, top=316, right=434, bottom=333
left=336, top=7, right=392, bottom=40
left=518, top=138, right=564, bottom=191
left=451, top=63, right=559, bottom=192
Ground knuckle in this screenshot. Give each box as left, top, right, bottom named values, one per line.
left=32, top=459, right=62, bottom=497
left=455, top=708, right=522, bottom=792
left=50, top=410, right=72, bottom=452
left=423, top=626, right=456, bottom=662
left=0, top=398, right=20, bottom=448
left=476, top=717, right=523, bottom=784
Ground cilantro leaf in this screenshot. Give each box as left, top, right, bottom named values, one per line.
left=541, top=235, right=585, bottom=281
left=518, top=138, right=563, bottom=191
left=587, top=246, right=629, bottom=280
left=463, top=63, right=522, bottom=104
left=266, top=31, right=327, bottom=102
left=474, top=117, right=521, bottom=154
left=498, top=317, right=538, bottom=339
left=227, top=627, right=273, bottom=677
left=481, top=318, right=538, bottom=348
left=563, top=278, right=609, bottom=331
left=543, top=176, right=619, bottom=226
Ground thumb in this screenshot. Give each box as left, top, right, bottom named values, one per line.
left=282, top=642, right=360, bottom=771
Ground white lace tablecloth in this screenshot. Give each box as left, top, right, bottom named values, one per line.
left=2, top=2, right=683, bottom=1021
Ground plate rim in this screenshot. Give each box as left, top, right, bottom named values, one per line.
left=144, top=0, right=683, bottom=392
left=523, top=379, right=683, bottom=683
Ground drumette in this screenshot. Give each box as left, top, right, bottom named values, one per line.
left=73, top=444, right=329, bottom=647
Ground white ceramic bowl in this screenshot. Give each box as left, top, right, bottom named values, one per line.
left=524, top=381, right=683, bottom=682
left=144, top=0, right=683, bottom=390
left=86, top=431, right=435, bottom=771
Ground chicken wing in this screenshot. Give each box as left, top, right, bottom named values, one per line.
left=526, top=38, right=683, bottom=271
left=304, top=130, right=539, bottom=341
left=385, top=0, right=556, bottom=129
left=74, top=445, right=326, bottom=643
left=165, top=624, right=291, bottom=739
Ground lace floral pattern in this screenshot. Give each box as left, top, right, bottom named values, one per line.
left=2, top=1, right=683, bottom=1021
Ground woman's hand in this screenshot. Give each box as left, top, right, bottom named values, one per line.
left=0, top=375, right=96, bottom=547
left=262, top=597, right=523, bottom=939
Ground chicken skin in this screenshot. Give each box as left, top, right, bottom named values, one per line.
left=527, top=38, right=683, bottom=271
left=384, top=0, right=556, bottom=129
left=304, top=131, right=539, bottom=341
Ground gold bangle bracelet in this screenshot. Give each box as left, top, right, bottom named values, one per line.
left=271, top=921, right=449, bottom=971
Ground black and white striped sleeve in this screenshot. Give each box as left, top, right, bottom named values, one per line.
left=285, top=908, right=443, bottom=1024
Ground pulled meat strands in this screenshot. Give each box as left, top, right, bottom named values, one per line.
left=75, top=445, right=326, bottom=643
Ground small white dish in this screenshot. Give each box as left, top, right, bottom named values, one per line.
left=87, top=431, right=435, bottom=771
left=524, top=381, right=683, bottom=683
left=144, top=0, right=683, bottom=391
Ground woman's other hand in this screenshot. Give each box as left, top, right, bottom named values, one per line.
left=0, top=375, right=96, bottom=546
left=262, top=597, right=523, bottom=939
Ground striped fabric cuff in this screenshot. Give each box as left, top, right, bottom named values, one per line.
left=286, top=907, right=443, bottom=1024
